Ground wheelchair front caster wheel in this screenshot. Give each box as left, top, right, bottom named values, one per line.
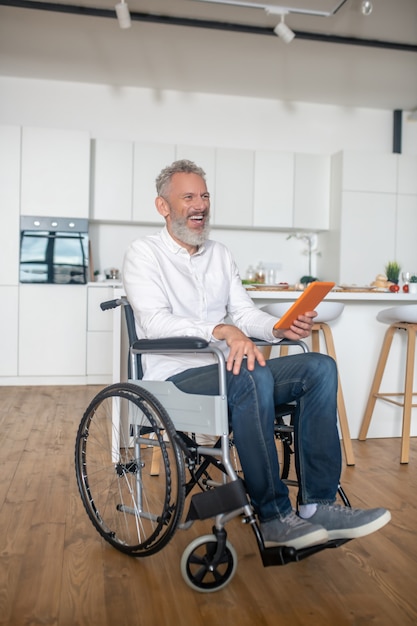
left=180, top=534, right=237, bottom=592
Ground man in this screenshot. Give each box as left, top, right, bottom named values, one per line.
left=123, top=159, right=390, bottom=550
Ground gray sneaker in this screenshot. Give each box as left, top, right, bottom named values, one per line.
left=306, top=504, right=391, bottom=540
left=261, top=511, right=329, bottom=550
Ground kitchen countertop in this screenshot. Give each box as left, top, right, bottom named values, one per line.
left=87, top=281, right=123, bottom=287
left=245, top=286, right=417, bottom=302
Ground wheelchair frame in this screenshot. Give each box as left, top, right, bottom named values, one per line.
left=74, top=297, right=350, bottom=592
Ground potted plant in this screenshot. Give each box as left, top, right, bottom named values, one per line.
left=385, top=261, right=401, bottom=285
left=300, top=275, right=318, bottom=287
left=409, top=274, right=417, bottom=294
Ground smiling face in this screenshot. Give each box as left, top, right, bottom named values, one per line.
left=155, top=172, right=211, bottom=254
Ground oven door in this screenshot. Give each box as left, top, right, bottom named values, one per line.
left=20, top=218, right=89, bottom=284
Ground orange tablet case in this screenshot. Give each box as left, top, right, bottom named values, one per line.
left=273, top=281, right=335, bottom=330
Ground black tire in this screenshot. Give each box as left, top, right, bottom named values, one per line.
left=180, top=535, right=237, bottom=592
left=75, top=382, right=186, bottom=556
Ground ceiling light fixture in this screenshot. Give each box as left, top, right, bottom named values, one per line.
left=273, top=13, right=295, bottom=44
left=191, top=1, right=349, bottom=18
left=115, top=0, right=131, bottom=29
left=361, top=1, right=373, bottom=16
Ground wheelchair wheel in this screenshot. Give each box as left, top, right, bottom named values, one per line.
left=75, top=382, right=186, bottom=557
left=180, top=534, right=238, bottom=593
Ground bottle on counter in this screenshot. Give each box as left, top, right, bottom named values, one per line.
left=246, top=265, right=256, bottom=282
left=255, top=262, right=265, bottom=284
left=266, top=268, right=275, bottom=285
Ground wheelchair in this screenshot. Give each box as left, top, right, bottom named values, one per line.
left=74, top=297, right=350, bottom=592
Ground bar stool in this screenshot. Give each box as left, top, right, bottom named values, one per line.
left=359, top=304, right=417, bottom=464
left=262, top=301, right=355, bottom=466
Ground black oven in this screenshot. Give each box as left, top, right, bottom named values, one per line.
left=20, top=216, right=89, bottom=284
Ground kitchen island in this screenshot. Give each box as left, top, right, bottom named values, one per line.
left=247, top=287, right=417, bottom=441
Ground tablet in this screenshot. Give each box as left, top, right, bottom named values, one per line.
left=273, top=281, right=335, bottom=330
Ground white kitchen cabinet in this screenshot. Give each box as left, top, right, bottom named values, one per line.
left=18, top=285, right=87, bottom=377
left=339, top=150, right=397, bottom=193
left=397, top=155, right=417, bottom=195
left=87, top=285, right=114, bottom=332
left=87, top=332, right=113, bottom=379
left=253, top=151, right=330, bottom=230
left=0, top=126, right=20, bottom=286
left=338, top=192, right=396, bottom=284
left=396, top=194, right=417, bottom=272
left=175, top=144, right=216, bottom=212
left=21, top=126, right=90, bottom=218
left=293, top=154, right=330, bottom=230
left=132, top=142, right=176, bottom=223
left=86, top=285, right=113, bottom=378
left=90, top=139, right=133, bottom=221
left=319, top=150, right=416, bottom=285
left=213, top=148, right=254, bottom=227
left=253, top=151, right=293, bottom=228
left=0, top=286, right=18, bottom=376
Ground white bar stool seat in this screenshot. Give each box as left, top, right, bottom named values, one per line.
left=359, top=304, right=417, bottom=463
left=262, top=301, right=355, bottom=465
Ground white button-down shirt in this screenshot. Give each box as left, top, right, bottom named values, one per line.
left=123, top=227, right=279, bottom=380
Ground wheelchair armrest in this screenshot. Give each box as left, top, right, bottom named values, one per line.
left=131, top=337, right=209, bottom=351
left=130, top=337, right=227, bottom=396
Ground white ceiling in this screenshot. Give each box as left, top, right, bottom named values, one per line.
left=0, top=0, right=416, bottom=111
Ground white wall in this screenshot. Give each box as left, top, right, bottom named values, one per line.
left=0, top=76, right=402, bottom=153
left=1, top=76, right=415, bottom=281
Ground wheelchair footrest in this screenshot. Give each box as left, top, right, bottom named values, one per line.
left=186, top=478, right=248, bottom=521
left=260, top=538, right=351, bottom=567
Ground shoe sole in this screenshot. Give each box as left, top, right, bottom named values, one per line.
left=264, top=527, right=329, bottom=550
left=326, top=510, right=392, bottom=540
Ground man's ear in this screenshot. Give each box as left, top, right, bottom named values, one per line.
left=155, top=195, right=169, bottom=218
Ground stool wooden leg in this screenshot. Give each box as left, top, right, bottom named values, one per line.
left=260, top=345, right=272, bottom=359
left=358, top=324, right=397, bottom=441
left=401, top=326, right=416, bottom=464
left=319, top=323, right=355, bottom=466
left=150, top=446, right=162, bottom=476
left=260, top=344, right=289, bottom=359
left=279, top=344, right=289, bottom=357
left=311, top=326, right=320, bottom=353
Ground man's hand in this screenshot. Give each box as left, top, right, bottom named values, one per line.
left=212, top=324, right=266, bottom=375
left=273, top=311, right=317, bottom=341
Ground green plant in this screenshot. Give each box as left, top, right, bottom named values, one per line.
left=410, top=275, right=417, bottom=283
left=300, top=275, right=318, bottom=285
left=385, top=261, right=401, bottom=283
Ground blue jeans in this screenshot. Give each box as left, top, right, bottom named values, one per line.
left=168, top=352, right=341, bottom=522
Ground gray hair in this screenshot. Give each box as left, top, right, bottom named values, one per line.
left=155, top=159, right=206, bottom=197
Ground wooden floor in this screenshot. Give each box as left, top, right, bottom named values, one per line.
left=0, top=385, right=416, bottom=626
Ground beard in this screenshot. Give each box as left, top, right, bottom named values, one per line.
left=170, top=214, right=210, bottom=247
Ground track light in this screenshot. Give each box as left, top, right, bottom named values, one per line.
left=273, top=14, right=295, bottom=44
left=115, top=0, right=131, bottom=29
left=361, top=1, right=373, bottom=16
